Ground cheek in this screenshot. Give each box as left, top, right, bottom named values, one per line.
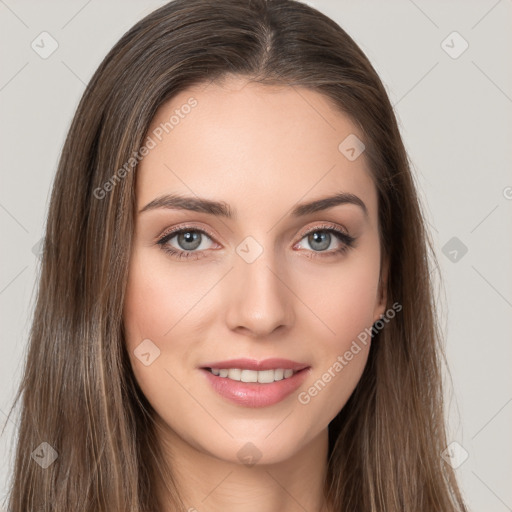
left=294, top=243, right=381, bottom=345
left=292, top=247, right=380, bottom=425
left=123, top=251, right=212, bottom=346
left=122, top=252, right=203, bottom=395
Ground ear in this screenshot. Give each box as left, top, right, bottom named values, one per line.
left=372, top=254, right=389, bottom=324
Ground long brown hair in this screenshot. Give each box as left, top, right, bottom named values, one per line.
left=4, top=0, right=468, bottom=510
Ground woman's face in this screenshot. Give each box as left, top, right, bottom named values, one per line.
left=123, top=75, right=386, bottom=465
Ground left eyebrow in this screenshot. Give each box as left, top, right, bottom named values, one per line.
left=291, top=192, right=368, bottom=218
left=138, top=191, right=368, bottom=218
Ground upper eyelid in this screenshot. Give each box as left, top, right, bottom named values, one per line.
left=298, top=222, right=350, bottom=238
left=156, top=223, right=217, bottom=243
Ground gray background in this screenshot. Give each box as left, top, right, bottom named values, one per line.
left=1, top=0, right=511, bottom=510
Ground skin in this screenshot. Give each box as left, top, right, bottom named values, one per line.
left=123, top=75, right=387, bottom=512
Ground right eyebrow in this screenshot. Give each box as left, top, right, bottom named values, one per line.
left=139, top=194, right=234, bottom=218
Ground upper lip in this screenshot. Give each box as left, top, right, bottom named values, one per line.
left=200, top=358, right=309, bottom=372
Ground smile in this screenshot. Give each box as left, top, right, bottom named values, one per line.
left=200, top=358, right=311, bottom=407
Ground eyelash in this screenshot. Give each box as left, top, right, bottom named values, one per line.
left=156, top=223, right=356, bottom=261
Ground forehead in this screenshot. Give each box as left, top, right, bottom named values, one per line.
left=137, top=76, right=377, bottom=222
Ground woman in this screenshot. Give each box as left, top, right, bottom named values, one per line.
left=5, top=0, right=468, bottom=510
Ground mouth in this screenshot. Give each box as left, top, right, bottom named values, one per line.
left=199, top=358, right=311, bottom=407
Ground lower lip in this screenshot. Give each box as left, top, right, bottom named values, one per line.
left=201, top=368, right=311, bottom=408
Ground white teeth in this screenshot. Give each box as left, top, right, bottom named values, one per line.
left=227, top=368, right=241, bottom=380
left=208, top=367, right=298, bottom=383
left=257, top=370, right=274, bottom=384
left=241, top=369, right=258, bottom=382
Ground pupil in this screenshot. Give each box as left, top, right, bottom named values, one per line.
left=179, top=231, right=201, bottom=250
left=309, top=231, right=330, bottom=251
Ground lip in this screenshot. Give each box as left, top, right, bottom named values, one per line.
left=199, top=358, right=311, bottom=408
left=200, top=358, right=309, bottom=372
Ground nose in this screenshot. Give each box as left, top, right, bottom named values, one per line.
left=224, top=248, right=295, bottom=338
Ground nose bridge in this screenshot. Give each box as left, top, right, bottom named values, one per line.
left=225, top=235, right=294, bottom=336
